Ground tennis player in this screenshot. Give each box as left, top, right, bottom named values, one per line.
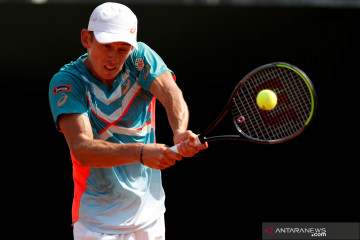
left=48, top=2, right=207, bottom=239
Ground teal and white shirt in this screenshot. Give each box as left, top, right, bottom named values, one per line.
left=49, top=42, right=173, bottom=234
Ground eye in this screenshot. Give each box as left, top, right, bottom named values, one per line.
left=118, top=48, right=128, bottom=53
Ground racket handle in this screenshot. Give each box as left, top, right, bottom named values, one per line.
left=169, top=135, right=202, bottom=154
left=169, top=144, right=180, bottom=154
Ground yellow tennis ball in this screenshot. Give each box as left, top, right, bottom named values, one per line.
left=256, top=89, right=277, bottom=111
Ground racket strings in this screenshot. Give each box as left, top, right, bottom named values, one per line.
left=266, top=68, right=304, bottom=134
left=269, top=68, right=308, bottom=137
left=231, top=66, right=313, bottom=142
left=237, top=70, right=285, bottom=140
left=255, top=69, right=294, bottom=139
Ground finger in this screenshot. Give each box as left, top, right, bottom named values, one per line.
left=153, top=157, right=175, bottom=170
left=177, top=141, right=199, bottom=157
left=188, top=136, right=208, bottom=150
left=165, top=147, right=182, bottom=161
left=174, top=130, right=197, bottom=145
left=187, top=136, right=197, bottom=146
left=198, top=141, right=209, bottom=150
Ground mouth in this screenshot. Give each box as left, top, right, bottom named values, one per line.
left=104, top=64, right=118, bottom=71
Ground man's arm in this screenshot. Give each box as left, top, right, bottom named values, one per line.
left=150, top=71, right=189, bottom=140
left=58, top=113, right=181, bottom=169
left=150, top=71, right=208, bottom=157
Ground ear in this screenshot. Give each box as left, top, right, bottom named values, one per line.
left=81, top=29, right=92, bottom=49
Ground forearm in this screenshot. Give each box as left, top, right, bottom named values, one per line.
left=72, top=139, right=181, bottom=169
left=59, top=113, right=143, bottom=168
left=149, top=72, right=208, bottom=157
left=150, top=71, right=190, bottom=139
left=72, top=138, right=143, bottom=168
left=164, top=89, right=189, bottom=136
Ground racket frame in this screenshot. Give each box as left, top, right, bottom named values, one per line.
left=198, top=62, right=317, bottom=144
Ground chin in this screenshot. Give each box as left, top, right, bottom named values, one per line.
left=100, top=72, right=119, bottom=83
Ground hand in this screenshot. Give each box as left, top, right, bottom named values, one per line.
left=173, top=130, right=208, bottom=157
left=141, top=143, right=182, bottom=170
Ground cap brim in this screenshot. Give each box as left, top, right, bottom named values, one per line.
left=94, top=31, right=138, bottom=50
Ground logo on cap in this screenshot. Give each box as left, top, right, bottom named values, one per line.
left=130, top=26, right=136, bottom=34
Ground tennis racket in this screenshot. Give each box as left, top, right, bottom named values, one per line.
left=170, top=62, right=317, bottom=153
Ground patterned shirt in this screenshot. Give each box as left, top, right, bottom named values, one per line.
left=49, top=42, right=173, bottom=234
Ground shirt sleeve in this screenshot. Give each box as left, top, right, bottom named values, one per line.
left=48, top=72, right=88, bottom=130
left=129, top=42, right=174, bottom=91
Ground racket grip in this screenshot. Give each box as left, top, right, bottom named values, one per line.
left=169, top=144, right=180, bottom=154
left=169, top=135, right=202, bottom=154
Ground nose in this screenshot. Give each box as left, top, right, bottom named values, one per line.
left=106, top=49, right=121, bottom=63
left=106, top=55, right=120, bottom=66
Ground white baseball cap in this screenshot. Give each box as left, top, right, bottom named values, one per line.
left=88, top=2, right=138, bottom=50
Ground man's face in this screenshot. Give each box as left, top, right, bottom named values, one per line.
left=81, top=30, right=133, bottom=85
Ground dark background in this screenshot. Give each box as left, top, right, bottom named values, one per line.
left=1, top=3, right=359, bottom=239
